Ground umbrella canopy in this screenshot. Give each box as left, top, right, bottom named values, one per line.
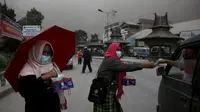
left=4, top=25, right=75, bottom=92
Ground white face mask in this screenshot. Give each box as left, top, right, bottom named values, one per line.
left=116, top=51, right=122, bottom=58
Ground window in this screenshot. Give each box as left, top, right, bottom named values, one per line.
left=168, top=48, right=199, bottom=83
left=151, top=46, right=159, bottom=52
left=161, top=46, right=170, bottom=53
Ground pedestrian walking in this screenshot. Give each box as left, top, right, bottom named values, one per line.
left=82, top=47, right=92, bottom=73
left=77, top=50, right=83, bottom=64
left=89, top=42, right=155, bottom=112
left=18, top=40, right=67, bottom=112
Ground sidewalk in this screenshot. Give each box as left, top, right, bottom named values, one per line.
left=0, top=71, right=13, bottom=99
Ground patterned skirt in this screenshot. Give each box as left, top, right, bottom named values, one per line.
left=93, top=90, right=123, bottom=112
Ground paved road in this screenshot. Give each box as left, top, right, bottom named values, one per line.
left=0, top=57, right=161, bottom=112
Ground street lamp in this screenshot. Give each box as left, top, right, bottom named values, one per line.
left=98, top=9, right=117, bottom=26
left=98, top=9, right=117, bottom=41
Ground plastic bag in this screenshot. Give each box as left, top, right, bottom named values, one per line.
left=122, top=76, right=136, bottom=86
left=52, top=74, right=74, bottom=92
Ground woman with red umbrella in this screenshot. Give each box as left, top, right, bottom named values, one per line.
left=18, top=40, right=67, bottom=112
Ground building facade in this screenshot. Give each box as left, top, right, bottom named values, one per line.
left=137, top=18, right=154, bottom=29
left=103, top=22, right=121, bottom=43
left=171, top=19, right=200, bottom=40
left=120, top=21, right=141, bottom=40
left=103, top=21, right=141, bottom=43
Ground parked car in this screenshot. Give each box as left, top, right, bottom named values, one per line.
left=156, top=34, right=200, bottom=112
left=66, top=58, right=73, bottom=69
left=133, top=47, right=149, bottom=59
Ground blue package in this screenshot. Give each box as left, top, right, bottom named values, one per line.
left=53, top=78, right=74, bottom=92
left=122, top=77, right=136, bottom=86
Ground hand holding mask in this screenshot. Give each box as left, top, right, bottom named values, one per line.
left=154, top=58, right=168, bottom=66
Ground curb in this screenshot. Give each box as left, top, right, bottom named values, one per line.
left=93, top=57, right=104, bottom=59
left=0, top=71, right=14, bottom=100
left=0, top=85, right=13, bottom=99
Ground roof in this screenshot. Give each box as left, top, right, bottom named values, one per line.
left=170, top=19, right=200, bottom=34
left=126, top=29, right=152, bottom=40
left=142, top=30, right=181, bottom=40
left=180, top=34, right=200, bottom=46
left=104, top=21, right=122, bottom=29
left=121, top=21, right=140, bottom=27
left=137, top=18, right=154, bottom=24
left=88, top=42, right=105, bottom=46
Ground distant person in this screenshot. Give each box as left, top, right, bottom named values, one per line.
left=19, top=40, right=67, bottom=112
left=82, top=47, right=92, bottom=73
left=93, top=42, right=155, bottom=112
left=77, top=50, right=83, bottom=64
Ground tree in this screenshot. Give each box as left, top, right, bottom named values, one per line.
left=0, top=2, right=7, bottom=15
left=17, top=17, right=27, bottom=26
left=75, top=29, right=88, bottom=46
left=0, top=2, right=16, bottom=21
left=7, top=8, right=16, bottom=21
left=91, top=33, right=99, bottom=40
left=18, top=7, right=44, bottom=26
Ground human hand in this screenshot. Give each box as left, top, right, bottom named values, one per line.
left=143, top=62, right=155, bottom=69
left=156, top=58, right=167, bottom=65
left=41, top=70, right=58, bottom=80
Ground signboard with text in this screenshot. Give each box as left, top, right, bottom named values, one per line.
left=22, top=25, right=41, bottom=37
left=0, top=13, right=22, bottom=40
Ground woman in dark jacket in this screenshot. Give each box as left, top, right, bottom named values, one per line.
left=93, top=42, right=155, bottom=112
left=19, top=40, right=67, bottom=112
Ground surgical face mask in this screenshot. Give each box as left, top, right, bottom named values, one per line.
left=116, top=51, right=122, bottom=58
left=41, top=55, right=51, bottom=64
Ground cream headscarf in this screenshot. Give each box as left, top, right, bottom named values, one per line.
left=19, top=40, right=66, bottom=109
left=19, top=40, right=59, bottom=78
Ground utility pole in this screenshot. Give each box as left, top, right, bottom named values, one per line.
left=98, top=9, right=117, bottom=42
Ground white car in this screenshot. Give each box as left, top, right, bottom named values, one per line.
left=66, top=58, right=73, bottom=69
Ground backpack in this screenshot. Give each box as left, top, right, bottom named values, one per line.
left=88, top=76, right=110, bottom=105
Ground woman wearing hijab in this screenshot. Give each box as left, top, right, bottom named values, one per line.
left=93, top=42, right=155, bottom=112
left=19, top=40, right=67, bottom=112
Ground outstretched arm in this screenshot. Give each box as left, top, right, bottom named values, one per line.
left=107, top=58, right=154, bottom=72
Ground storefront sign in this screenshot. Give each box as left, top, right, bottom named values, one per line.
left=0, top=13, right=22, bottom=40
left=22, top=25, right=41, bottom=37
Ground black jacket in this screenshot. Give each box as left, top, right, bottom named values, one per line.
left=82, top=51, right=92, bottom=64
left=19, top=75, right=60, bottom=112
left=97, top=57, right=143, bottom=86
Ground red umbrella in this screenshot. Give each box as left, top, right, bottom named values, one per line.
left=4, top=25, right=75, bottom=92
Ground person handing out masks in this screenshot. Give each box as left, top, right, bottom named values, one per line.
left=93, top=42, right=155, bottom=112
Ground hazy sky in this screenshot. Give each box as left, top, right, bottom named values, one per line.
left=4, top=0, right=200, bottom=38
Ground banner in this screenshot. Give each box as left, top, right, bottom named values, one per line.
left=0, top=13, right=22, bottom=40
left=22, top=25, right=41, bottom=37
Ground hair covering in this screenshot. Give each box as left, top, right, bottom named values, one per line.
left=19, top=40, right=55, bottom=78
left=105, top=42, right=126, bottom=99
left=19, top=40, right=66, bottom=109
